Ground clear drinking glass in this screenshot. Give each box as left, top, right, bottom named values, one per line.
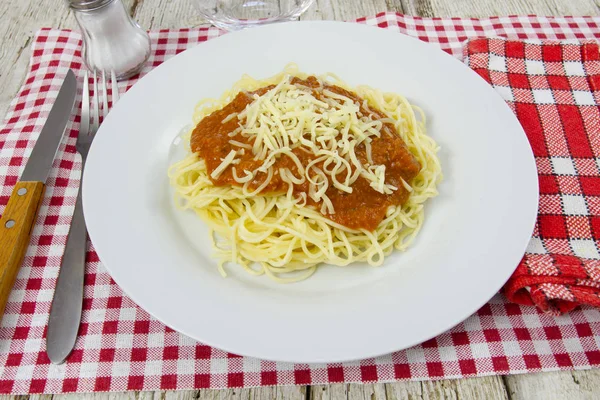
left=194, top=0, right=316, bottom=30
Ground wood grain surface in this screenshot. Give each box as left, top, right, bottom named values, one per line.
left=0, top=181, right=45, bottom=319
left=0, top=0, right=599, bottom=399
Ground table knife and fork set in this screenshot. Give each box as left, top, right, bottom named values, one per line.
left=0, top=69, right=118, bottom=364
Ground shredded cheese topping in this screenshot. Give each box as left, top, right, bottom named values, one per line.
left=213, top=76, right=399, bottom=215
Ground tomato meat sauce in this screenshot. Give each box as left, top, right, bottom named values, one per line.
left=190, top=77, right=421, bottom=231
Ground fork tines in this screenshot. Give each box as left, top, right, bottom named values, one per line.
left=81, top=69, right=119, bottom=136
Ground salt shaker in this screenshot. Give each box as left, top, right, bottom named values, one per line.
left=68, top=0, right=151, bottom=79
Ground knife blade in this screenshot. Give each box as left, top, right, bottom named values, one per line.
left=0, top=70, right=77, bottom=321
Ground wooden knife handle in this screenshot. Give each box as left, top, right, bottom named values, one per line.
left=0, top=181, right=45, bottom=319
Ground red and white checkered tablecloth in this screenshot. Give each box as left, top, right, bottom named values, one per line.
left=0, top=12, right=599, bottom=394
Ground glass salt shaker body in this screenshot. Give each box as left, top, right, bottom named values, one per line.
left=68, top=0, right=151, bottom=79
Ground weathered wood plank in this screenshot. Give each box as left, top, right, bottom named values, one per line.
left=400, top=0, right=600, bottom=18
left=0, top=395, right=54, bottom=400
left=386, top=376, right=509, bottom=400
left=311, top=384, right=387, bottom=400
left=310, top=377, right=508, bottom=400
left=398, top=0, right=435, bottom=17
left=504, top=369, right=600, bottom=400
left=133, top=0, right=202, bottom=30
left=164, top=386, right=306, bottom=400
left=133, top=0, right=404, bottom=26
left=299, top=0, right=403, bottom=21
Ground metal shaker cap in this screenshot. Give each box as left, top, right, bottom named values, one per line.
left=67, top=0, right=114, bottom=11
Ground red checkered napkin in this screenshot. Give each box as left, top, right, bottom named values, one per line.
left=0, top=13, right=600, bottom=395
left=464, top=39, right=600, bottom=315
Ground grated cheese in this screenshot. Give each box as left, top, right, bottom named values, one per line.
left=228, top=76, right=401, bottom=212
left=211, top=150, right=238, bottom=179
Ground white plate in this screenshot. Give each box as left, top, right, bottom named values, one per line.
left=83, top=21, right=538, bottom=363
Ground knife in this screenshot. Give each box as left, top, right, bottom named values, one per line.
left=0, top=70, right=77, bottom=321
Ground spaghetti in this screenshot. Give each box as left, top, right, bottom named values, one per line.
left=168, top=64, right=442, bottom=282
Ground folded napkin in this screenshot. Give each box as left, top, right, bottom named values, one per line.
left=465, top=38, right=600, bottom=315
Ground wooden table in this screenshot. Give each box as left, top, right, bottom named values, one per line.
left=1, top=0, right=600, bottom=399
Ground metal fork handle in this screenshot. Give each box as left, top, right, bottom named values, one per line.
left=46, top=185, right=87, bottom=365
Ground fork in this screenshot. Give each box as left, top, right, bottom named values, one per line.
left=46, top=70, right=119, bottom=365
